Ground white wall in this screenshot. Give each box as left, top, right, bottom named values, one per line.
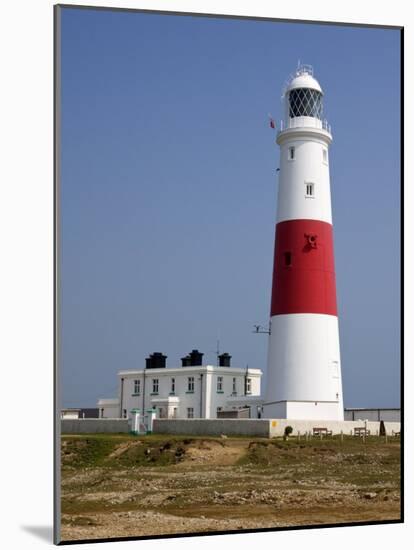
left=61, top=411, right=79, bottom=419
left=263, top=401, right=342, bottom=421
left=287, top=400, right=343, bottom=421
left=99, top=404, right=119, bottom=419
left=208, top=370, right=261, bottom=418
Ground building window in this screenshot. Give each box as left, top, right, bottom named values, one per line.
left=122, top=409, right=127, bottom=418
left=288, top=146, right=295, bottom=160
left=232, top=377, right=237, bottom=395
left=187, top=376, right=194, bottom=392
left=217, top=376, right=223, bottom=392
left=246, top=378, right=252, bottom=394
left=284, top=251, right=292, bottom=267
left=217, top=407, right=222, bottom=416
left=171, top=377, right=175, bottom=394
left=187, top=407, right=194, bottom=419
left=152, top=379, right=159, bottom=394
left=305, top=183, right=314, bottom=197
left=133, top=379, right=140, bottom=395
left=323, top=148, right=328, bottom=163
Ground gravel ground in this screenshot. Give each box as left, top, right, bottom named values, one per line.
left=60, top=435, right=401, bottom=542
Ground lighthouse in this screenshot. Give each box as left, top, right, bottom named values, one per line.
left=264, top=65, right=344, bottom=421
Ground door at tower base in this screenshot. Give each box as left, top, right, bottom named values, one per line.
left=264, top=313, right=344, bottom=421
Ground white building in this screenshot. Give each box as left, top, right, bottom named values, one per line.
left=98, top=350, right=262, bottom=420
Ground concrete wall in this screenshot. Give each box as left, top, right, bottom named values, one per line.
left=153, top=418, right=401, bottom=438
left=153, top=419, right=271, bottom=437
left=61, top=418, right=129, bottom=434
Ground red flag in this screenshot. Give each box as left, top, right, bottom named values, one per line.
left=269, top=118, right=275, bottom=129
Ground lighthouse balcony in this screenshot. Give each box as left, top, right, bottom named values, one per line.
left=276, top=116, right=332, bottom=145
left=278, top=116, right=331, bottom=135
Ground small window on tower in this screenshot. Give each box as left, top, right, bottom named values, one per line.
left=323, top=148, right=328, bottom=163
left=305, top=183, right=314, bottom=197
left=288, top=146, right=295, bottom=160
left=284, top=251, right=292, bottom=267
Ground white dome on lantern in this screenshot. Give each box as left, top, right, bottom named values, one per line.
left=283, top=64, right=323, bottom=97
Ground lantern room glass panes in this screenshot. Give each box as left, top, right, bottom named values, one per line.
left=289, top=88, right=323, bottom=119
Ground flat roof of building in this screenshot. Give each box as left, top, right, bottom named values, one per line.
left=118, top=365, right=262, bottom=376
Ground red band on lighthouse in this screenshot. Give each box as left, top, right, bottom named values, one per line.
left=270, top=219, right=338, bottom=316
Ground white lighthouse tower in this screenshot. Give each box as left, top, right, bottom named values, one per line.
left=263, top=64, right=344, bottom=421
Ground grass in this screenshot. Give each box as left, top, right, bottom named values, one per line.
left=62, top=434, right=224, bottom=469
left=61, top=433, right=401, bottom=473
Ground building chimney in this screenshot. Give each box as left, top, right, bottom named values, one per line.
left=218, top=352, right=231, bottom=367
left=181, top=355, right=192, bottom=367
left=181, top=349, right=203, bottom=366
left=145, top=352, right=167, bottom=369
left=189, top=349, right=203, bottom=366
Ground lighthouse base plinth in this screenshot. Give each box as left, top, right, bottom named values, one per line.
left=263, top=400, right=344, bottom=421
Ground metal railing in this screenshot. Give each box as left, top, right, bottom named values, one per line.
left=279, top=117, right=331, bottom=134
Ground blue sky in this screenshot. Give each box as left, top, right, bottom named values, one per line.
left=59, top=8, right=401, bottom=408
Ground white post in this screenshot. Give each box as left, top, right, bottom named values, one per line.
left=147, top=409, right=157, bottom=434
left=130, top=410, right=141, bottom=435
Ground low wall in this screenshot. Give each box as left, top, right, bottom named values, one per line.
left=153, top=419, right=271, bottom=437
left=153, top=418, right=401, bottom=438
left=61, top=418, right=129, bottom=434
